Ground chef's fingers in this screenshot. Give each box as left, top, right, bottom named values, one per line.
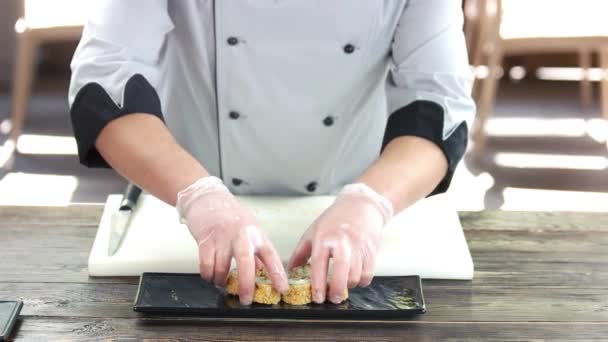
left=198, top=242, right=216, bottom=283
left=233, top=235, right=256, bottom=305
left=328, top=243, right=350, bottom=304
left=257, top=240, right=289, bottom=294
left=288, top=238, right=312, bottom=269
left=347, top=251, right=362, bottom=289
left=255, top=256, right=264, bottom=270
left=360, top=250, right=377, bottom=287
left=213, top=248, right=232, bottom=287
left=310, top=243, right=330, bottom=304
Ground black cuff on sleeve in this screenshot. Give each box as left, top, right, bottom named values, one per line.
left=69, top=74, right=165, bottom=168
left=381, top=100, right=468, bottom=196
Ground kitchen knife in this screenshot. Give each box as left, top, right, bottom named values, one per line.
left=108, top=183, right=142, bottom=256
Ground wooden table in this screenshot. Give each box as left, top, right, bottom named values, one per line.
left=2, top=206, right=608, bottom=341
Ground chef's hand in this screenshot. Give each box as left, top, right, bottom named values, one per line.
left=288, top=183, right=394, bottom=304
left=176, top=176, right=289, bottom=305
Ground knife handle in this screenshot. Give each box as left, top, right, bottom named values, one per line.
left=119, top=183, right=142, bottom=211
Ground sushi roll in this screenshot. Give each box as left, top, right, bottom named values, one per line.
left=225, top=264, right=348, bottom=305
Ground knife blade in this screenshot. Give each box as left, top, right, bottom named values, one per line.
left=108, top=183, right=142, bottom=256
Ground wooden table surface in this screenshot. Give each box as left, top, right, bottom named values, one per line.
left=2, top=206, right=608, bottom=341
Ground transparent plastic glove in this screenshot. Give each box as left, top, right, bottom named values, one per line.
left=176, top=176, right=288, bottom=304
left=288, top=183, right=394, bottom=304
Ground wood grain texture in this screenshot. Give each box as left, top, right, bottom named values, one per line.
left=11, top=318, right=608, bottom=341
left=2, top=223, right=132, bottom=284
left=3, top=205, right=608, bottom=231
left=460, top=211, right=608, bottom=232
left=2, top=282, right=607, bottom=322
left=2, top=205, right=608, bottom=340
left=0, top=205, right=102, bottom=227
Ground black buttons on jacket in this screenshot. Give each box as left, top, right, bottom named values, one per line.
left=323, top=116, right=335, bottom=126
left=232, top=178, right=243, bottom=186
left=227, top=37, right=239, bottom=46
left=229, top=111, right=240, bottom=120
left=306, top=182, right=318, bottom=192
left=343, top=44, right=356, bottom=54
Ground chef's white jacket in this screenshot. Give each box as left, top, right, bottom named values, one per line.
left=68, top=0, right=475, bottom=196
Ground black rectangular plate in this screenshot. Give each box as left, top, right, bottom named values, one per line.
left=0, top=301, right=23, bottom=341
left=133, top=273, right=425, bottom=320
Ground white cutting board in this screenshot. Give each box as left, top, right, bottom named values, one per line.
left=89, top=194, right=474, bottom=279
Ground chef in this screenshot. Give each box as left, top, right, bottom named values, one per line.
left=69, top=0, right=475, bottom=305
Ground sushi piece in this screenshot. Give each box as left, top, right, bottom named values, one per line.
left=282, top=264, right=349, bottom=304
left=282, top=264, right=312, bottom=305
left=225, top=268, right=281, bottom=305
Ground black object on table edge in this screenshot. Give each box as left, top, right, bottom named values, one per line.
left=0, top=301, right=23, bottom=341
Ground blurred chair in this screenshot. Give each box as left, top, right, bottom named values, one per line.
left=471, top=0, right=608, bottom=153
left=602, top=48, right=608, bottom=128
left=463, top=0, right=482, bottom=61
left=8, top=0, right=85, bottom=144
